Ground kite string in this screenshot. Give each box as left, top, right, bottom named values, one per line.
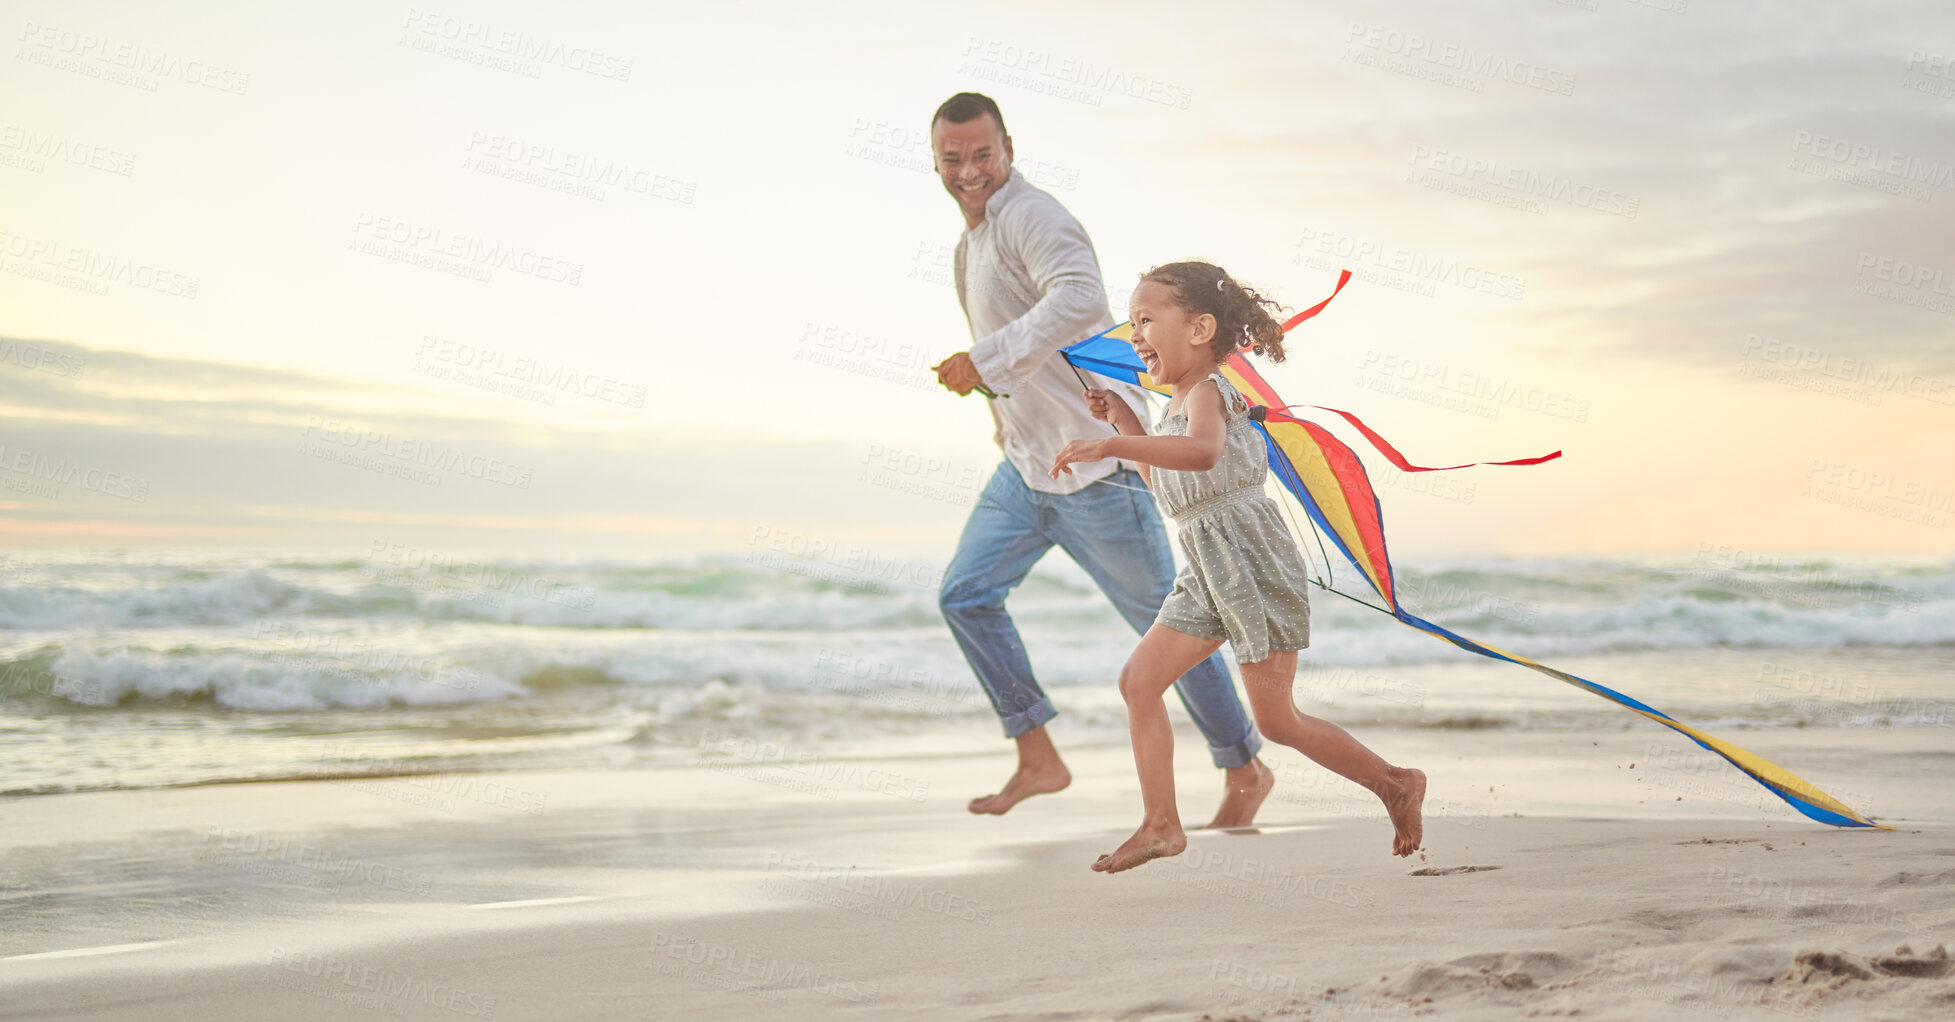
left=1251, top=415, right=1336, bottom=593
left=1309, top=577, right=1392, bottom=617
left=1064, top=356, right=1158, bottom=496
left=1278, top=490, right=1316, bottom=579
left=1277, top=476, right=1335, bottom=592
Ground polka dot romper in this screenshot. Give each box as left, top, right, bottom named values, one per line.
left=1150, top=373, right=1313, bottom=663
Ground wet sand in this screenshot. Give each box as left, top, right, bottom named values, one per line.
left=1, top=726, right=1949, bottom=1020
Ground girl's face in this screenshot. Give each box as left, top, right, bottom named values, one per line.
left=1127, top=280, right=1215, bottom=382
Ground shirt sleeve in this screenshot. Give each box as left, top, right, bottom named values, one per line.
left=967, top=197, right=1111, bottom=395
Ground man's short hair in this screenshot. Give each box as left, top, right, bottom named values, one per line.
left=931, top=92, right=1007, bottom=136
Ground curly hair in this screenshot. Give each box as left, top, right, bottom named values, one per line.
left=1137, top=261, right=1290, bottom=364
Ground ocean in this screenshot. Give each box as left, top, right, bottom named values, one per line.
left=1, top=548, right=1949, bottom=798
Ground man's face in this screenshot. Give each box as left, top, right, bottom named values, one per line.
left=931, top=112, right=1013, bottom=221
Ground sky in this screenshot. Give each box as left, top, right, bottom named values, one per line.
left=2, top=0, right=1951, bottom=561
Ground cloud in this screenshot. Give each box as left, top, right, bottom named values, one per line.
left=0, top=336, right=974, bottom=554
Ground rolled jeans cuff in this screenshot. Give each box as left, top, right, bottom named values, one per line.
left=1203, top=727, right=1263, bottom=770
left=998, top=696, right=1059, bottom=740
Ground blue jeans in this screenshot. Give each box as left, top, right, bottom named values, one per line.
left=938, top=463, right=1263, bottom=769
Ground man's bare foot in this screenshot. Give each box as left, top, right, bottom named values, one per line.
left=967, top=761, right=1071, bottom=815
left=1199, top=757, right=1274, bottom=829
left=1090, top=819, right=1186, bottom=873
left=1382, top=767, right=1426, bottom=857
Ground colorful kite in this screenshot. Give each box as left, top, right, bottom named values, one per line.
left=1060, top=272, right=1884, bottom=830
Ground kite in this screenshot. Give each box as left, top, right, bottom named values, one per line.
left=1059, top=271, right=1884, bottom=830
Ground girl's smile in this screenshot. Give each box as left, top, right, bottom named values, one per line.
left=1126, top=279, right=1212, bottom=388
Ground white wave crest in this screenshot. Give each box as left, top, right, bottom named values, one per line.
left=48, top=642, right=527, bottom=710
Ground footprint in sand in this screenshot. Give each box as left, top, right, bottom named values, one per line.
left=1784, top=944, right=1950, bottom=985
left=1409, top=865, right=1501, bottom=876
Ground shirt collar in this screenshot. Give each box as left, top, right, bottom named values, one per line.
left=983, top=167, right=1027, bottom=219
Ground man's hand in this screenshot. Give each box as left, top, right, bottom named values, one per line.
left=1083, top=388, right=1142, bottom=435
left=1049, top=437, right=1109, bottom=479
left=933, top=352, right=989, bottom=397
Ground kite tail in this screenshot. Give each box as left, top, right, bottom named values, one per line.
left=1392, top=608, right=1888, bottom=829
left=1248, top=409, right=1886, bottom=831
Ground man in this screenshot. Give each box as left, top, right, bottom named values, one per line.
left=927, top=92, right=1274, bottom=825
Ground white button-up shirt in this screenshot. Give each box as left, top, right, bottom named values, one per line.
left=956, top=169, right=1149, bottom=495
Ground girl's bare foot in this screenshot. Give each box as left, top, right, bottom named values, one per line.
left=1199, top=757, right=1274, bottom=829
left=967, top=761, right=1071, bottom=815
left=1090, top=819, right=1186, bottom=873
left=1382, top=767, right=1426, bottom=857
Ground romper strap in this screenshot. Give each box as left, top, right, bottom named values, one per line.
left=1167, top=374, right=1249, bottom=423
left=1208, top=373, right=1249, bottom=419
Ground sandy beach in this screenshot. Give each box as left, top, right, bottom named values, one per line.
left=2, top=722, right=1949, bottom=1021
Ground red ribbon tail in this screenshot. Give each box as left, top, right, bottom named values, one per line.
left=1293, top=404, right=1561, bottom=472
left=1279, top=269, right=1352, bottom=333
left=1257, top=271, right=1556, bottom=471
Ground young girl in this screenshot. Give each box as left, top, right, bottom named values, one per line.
left=1050, top=260, right=1426, bottom=873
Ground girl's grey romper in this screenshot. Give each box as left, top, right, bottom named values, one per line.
left=1151, top=373, right=1313, bottom=663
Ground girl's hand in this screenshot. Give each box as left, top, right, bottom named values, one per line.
left=1049, top=437, right=1109, bottom=478
left=1083, top=388, right=1142, bottom=434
